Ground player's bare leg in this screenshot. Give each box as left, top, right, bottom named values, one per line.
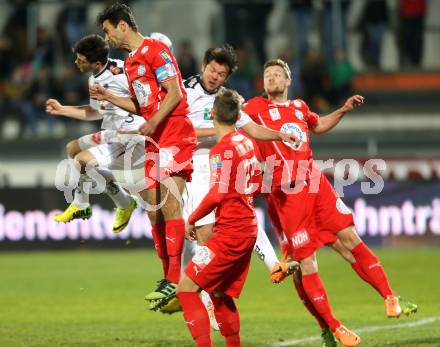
left=66, top=139, right=82, bottom=159
left=337, top=225, right=417, bottom=318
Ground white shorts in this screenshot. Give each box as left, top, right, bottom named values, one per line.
left=77, top=130, right=145, bottom=171
left=182, top=151, right=215, bottom=227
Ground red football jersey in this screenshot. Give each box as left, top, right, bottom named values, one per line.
left=124, top=37, right=189, bottom=120
left=189, top=131, right=259, bottom=238
left=243, top=96, right=319, bottom=188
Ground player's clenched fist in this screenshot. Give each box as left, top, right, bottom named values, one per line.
left=185, top=223, right=196, bottom=241
left=89, top=83, right=109, bottom=101
left=46, top=99, right=63, bottom=115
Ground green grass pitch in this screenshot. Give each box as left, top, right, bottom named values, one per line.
left=0, top=247, right=439, bottom=346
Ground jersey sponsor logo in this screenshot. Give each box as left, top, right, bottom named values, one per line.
left=280, top=122, right=306, bottom=150
left=91, top=132, right=102, bottom=144
left=336, top=198, right=352, bottom=215
left=203, top=107, right=212, bottom=120
left=155, top=63, right=177, bottom=81
left=211, top=154, right=222, bottom=169
left=290, top=229, right=310, bottom=248
left=295, top=109, right=304, bottom=120
left=138, top=64, right=146, bottom=76
left=110, top=66, right=122, bottom=75
left=141, top=46, right=149, bottom=54
left=269, top=107, right=281, bottom=121
left=192, top=246, right=215, bottom=269
left=132, top=79, right=151, bottom=107
left=159, top=49, right=173, bottom=63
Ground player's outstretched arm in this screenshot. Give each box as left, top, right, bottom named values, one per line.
left=45, top=99, right=102, bottom=121
left=241, top=121, right=299, bottom=145
left=311, top=94, right=364, bottom=134
left=89, top=84, right=138, bottom=114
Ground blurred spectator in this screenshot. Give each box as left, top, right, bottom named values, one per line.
left=56, top=4, right=87, bottom=62
left=329, top=48, right=354, bottom=105
left=31, top=27, right=55, bottom=73
left=301, top=49, right=329, bottom=112
left=289, top=0, right=314, bottom=64
left=323, top=0, right=351, bottom=64
left=357, top=0, right=390, bottom=68
left=21, top=66, right=55, bottom=137
left=221, top=0, right=273, bottom=66
left=227, top=44, right=258, bottom=100
left=397, top=0, right=427, bottom=68
left=1, top=0, right=31, bottom=75
left=177, top=40, right=198, bottom=80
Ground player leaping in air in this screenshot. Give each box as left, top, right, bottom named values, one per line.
left=47, top=34, right=143, bottom=233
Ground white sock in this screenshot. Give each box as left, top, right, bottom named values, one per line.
left=96, top=167, right=131, bottom=208
left=73, top=174, right=91, bottom=209
left=254, top=227, right=280, bottom=271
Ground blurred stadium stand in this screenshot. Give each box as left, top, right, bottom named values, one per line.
left=0, top=1, right=439, bottom=248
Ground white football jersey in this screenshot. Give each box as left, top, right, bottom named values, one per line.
left=89, top=58, right=144, bottom=131
left=184, top=75, right=251, bottom=150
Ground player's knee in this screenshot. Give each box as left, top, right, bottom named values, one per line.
left=74, top=152, right=88, bottom=171
left=66, top=140, right=80, bottom=159
left=337, top=225, right=361, bottom=250
left=332, top=239, right=356, bottom=264
left=147, top=211, right=159, bottom=226
left=299, top=255, right=318, bottom=275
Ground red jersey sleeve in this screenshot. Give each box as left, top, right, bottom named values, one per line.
left=148, top=41, right=178, bottom=83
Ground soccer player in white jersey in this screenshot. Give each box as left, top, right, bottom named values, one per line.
left=166, top=45, right=298, bottom=319
left=46, top=34, right=144, bottom=233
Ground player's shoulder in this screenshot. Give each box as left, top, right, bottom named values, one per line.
left=291, top=98, right=310, bottom=110
left=243, top=96, right=270, bottom=114
left=183, top=75, right=201, bottom=89
left=107, top=59, right=125, bottom=75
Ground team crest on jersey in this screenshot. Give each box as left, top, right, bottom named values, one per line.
left=138, top=65, right=146, bottom=76
left=159, top=49, right=172, bottom=63
left=269, top=107, right=281, bottom=121
left=110, top=66, right=121, bottom=75
left=295, top=110, right=304, bottom=120
left=211, top=154, right=222, bottom=169
left=141, top=46, right=149, bottom=54
left=280, top=122, right=306, bottom=150
left=192, top=246, right=216, bottom=268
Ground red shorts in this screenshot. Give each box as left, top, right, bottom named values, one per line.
left=271, top=174, right=353, bottom=261
left=144, top=115, right=196, bottom=189
left=185, top=233, right=256, bottom=298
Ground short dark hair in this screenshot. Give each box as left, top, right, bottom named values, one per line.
left=203, top=44, right=238, bottom=76
left=97, top=2, right=138, bottom=32
left=264, top=59, right=291, bottom=79
left=73, top=34, right=109, bottom=64
left=213, top=89, right=241, bottom=125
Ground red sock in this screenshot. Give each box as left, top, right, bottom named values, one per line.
left=210, top=295, right=241, bottom=347
left=177, top=292, right=212, bottom=347
left=293, top=277, right=328, bottom=329
left=151, top=223, right=168, bottom=277
left=351, top=243, right=393, bottom=298
left=165, top=219, right=185, bottom=283
left=301, top=273, right=341, bottom=332
left=351, top=262, right=382, bottom=296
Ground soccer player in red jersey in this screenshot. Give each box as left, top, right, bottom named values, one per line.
left=92, top=3, right=196, bottom=308
left=245, top=59, right=416, bottom=346
left=177, top=89, right=259, bottom=347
